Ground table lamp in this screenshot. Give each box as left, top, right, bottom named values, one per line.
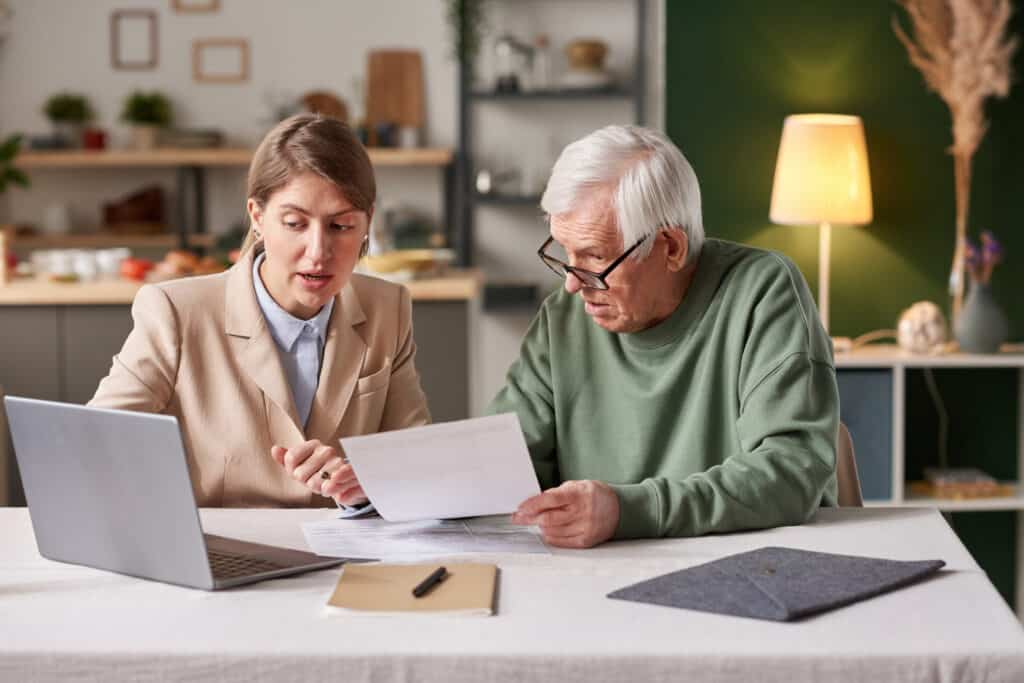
left=769, top=114, right=873, bottom=334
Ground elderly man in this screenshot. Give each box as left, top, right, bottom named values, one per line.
left=491, top=124, right=838, bottom=548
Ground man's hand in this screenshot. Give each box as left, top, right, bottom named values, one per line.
left=511, top=480, right=620, bottom=548
left=270, top=440, right=368, bottom=506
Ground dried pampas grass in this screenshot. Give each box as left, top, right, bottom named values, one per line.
left=892, top=0, right=1018, bottom=322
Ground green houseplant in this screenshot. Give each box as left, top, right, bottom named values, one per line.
left=0, top=133, right=29, bottom=195
left=0, top=133, right=29, bottom=281
left=42, top=92, right=93, bottom=147
left=120, top=91, right=172, bottom=149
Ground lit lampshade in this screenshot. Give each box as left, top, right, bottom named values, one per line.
left=769, top=114, right=873, bottom=333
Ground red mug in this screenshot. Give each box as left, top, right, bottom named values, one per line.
left=83, top=128, right=106, bottom=150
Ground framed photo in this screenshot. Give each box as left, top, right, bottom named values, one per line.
left=172, top=0, right=219, bottom=12
left=192, top=38, right=250, bottom=83
left=110, top=10, right=158, bottom=70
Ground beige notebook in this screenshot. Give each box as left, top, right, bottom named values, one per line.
left=326, top=563, right=497, bottom=616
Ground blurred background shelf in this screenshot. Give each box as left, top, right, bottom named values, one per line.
left=9, top=232, right=217, bottom=249
left=474, top=192, right=542, bottom=206
left=14, top=146, right=456, bottom=252
left=482, top=282, right=541, bottom=310
left=470, top=87, right=635, bottom=101
left=899, top=483, right=1024, bottom=512
left=15, top=147, right=454, bottom=168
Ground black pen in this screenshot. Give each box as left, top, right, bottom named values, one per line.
left=412, top=566, right=448, bottom=598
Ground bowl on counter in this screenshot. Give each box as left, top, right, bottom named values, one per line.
left=360, top=249, right=455, bottom=280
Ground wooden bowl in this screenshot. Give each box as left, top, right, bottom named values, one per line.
left=362, top=249, right=454, bottom=274
left=565, top=39, right=608, bottom=70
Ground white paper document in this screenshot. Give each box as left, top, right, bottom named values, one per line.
left=302, top=515, right=550, bottom=560
left=341, top=413, right=542, bottom=522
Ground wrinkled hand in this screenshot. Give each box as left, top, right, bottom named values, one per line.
left=270, top=440, right=368, bottom=506
left=511, top=480, right=620, bottom=549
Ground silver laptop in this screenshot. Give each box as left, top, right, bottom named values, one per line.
left=4, top=396, right=347, bottom=590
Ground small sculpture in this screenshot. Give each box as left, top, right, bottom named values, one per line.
left=897, top=301, right=948, bottom=353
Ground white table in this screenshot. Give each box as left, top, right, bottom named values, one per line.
left=1, top=507, right=1022, bottom=683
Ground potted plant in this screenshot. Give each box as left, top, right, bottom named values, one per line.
left=120, top=91, right=172, bottom=150
left=42, top=92, right=93, bottom=148
left=0, top=133, right=30, bottom=283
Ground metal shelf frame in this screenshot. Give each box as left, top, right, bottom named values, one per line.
left=454, top=0, right=648, bottom=293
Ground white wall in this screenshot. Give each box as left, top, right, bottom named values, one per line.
left=0, top=0, right=664, bottom=417
left=0, top=0, right=455, bottom=233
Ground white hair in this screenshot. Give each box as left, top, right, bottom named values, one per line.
left=540, top=124, right=704, bottom=265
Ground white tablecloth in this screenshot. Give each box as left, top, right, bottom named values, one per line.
left=1, top=507, right=1022, bottom=683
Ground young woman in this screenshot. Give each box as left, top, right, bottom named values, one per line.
left=90, top=114, right=430, bottom=509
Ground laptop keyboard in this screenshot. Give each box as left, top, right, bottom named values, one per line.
left=208, top=550, right=287, bottom=579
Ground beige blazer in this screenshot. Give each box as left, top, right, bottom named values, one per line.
left=89, top=248, right=431, bottom=507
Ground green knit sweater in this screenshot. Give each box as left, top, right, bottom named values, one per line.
left=488, top=239, right=839, bottom=539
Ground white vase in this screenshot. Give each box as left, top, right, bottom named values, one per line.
left=130, top=125, right=160, bottom=150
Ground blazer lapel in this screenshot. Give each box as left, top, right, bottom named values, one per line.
left=224, top=249, right=303, bottom=442
left=305, top=282, right=367, bottom=443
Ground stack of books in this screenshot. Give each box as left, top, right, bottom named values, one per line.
left=909, top=467, right=1014, bottom=500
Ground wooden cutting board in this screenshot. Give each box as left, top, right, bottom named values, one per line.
left=366, top=50, right=424, bottom=128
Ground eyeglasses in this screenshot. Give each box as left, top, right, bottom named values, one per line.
left=537, top=234, right=649, bottom=290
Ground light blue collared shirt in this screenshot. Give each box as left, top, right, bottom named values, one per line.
left=252, top=252, right=333, bottom=429
left=252, top=253, right=374, bottom=519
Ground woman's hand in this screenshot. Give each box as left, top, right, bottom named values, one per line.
left=270, top=440, right=369, bottom=506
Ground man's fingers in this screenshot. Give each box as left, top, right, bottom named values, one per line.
left=532, top=507, right=577, bottom=528
left=515, top=485, right=576, bottom=519
left=541, top=529, right=590, bottom=549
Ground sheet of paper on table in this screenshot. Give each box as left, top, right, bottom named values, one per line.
left=302, top=515, right=550, bottom=560
left=340, top=413, right=541, bottom=522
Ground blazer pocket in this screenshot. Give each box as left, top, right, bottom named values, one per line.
left=355, top=361, right=391, bottom=396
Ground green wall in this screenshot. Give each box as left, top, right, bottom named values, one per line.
left=665, top=0, right=1023, bottom=605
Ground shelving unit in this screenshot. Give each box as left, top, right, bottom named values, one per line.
left=454, top=0, right=647, bottom=308
left=473, top=192, right=542, bottom=206
left=15, top=147, right=453, bottom=168
left=13, top=147, right=455, bottom=250
left=834, top=344, right=1024, bottom=616
left=470, top=87, right=636, bottom=101
left=9, top=232, right=216, bottom=249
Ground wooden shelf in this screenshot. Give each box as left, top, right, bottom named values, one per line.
left=474, top=193, right=542, bottom=206
left=9, top=233, right=217, bottom=249
left=15, top=147, right=454, bottom=169
left=471, top=88, right=634, bottom=100
left=836, top=343, right=1024, bottom=368
left=864, top=483, right=1024, bottom=512
left=482, top=282, right=540, bottom=310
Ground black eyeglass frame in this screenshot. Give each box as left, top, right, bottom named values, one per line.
left=537, top=234, right=650, bottom=291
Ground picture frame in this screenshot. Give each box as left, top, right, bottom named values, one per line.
left=110, top=10, right=158, bottom=70
left=192, top=38, right=250, bottom=83
left=171, top=0, right=219, bottom=12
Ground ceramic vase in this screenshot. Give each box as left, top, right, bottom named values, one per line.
left=954, top=282, right=1009, bottom=354
left=130, top=125, right=160, bottom=150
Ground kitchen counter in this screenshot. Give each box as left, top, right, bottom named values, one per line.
left=0, top=269, right=481, bottom=305
left=1, top=269, right=480, bottom=497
